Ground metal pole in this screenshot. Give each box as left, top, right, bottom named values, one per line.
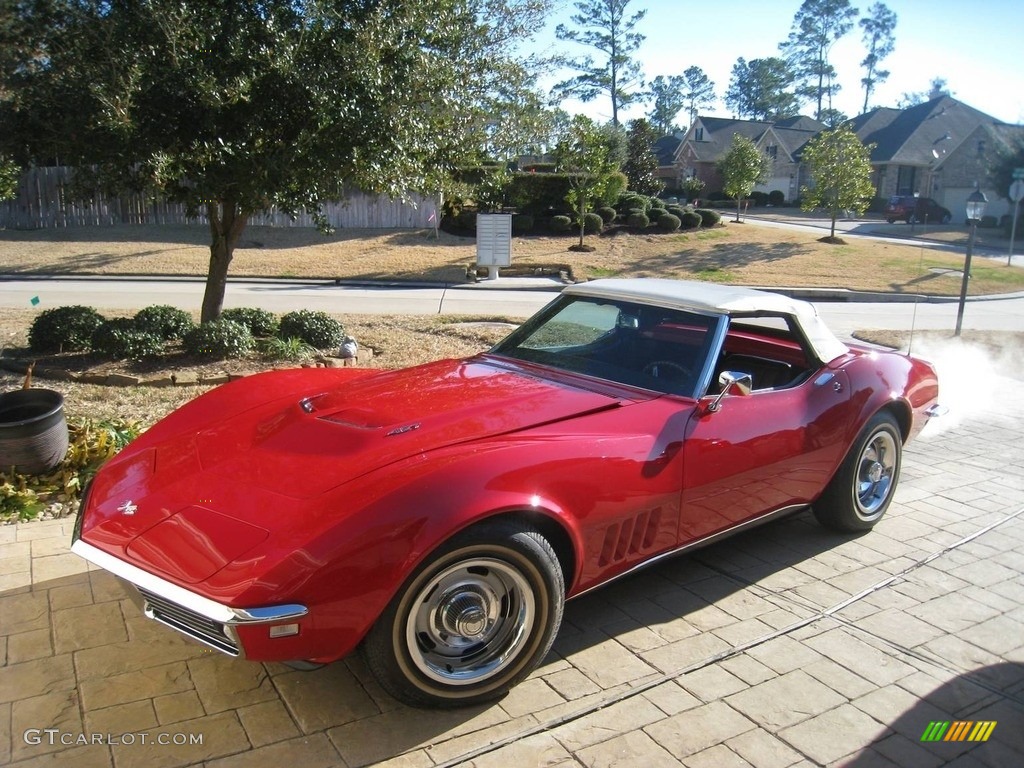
left=1010, top=200, right=1020, bottom=267
left=955, top=221, right=977, bottom=336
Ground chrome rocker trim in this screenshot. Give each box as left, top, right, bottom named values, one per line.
left=71, top=539, right=308, bottom=656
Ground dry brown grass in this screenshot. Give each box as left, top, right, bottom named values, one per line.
left=2, top=220, right=1022, bottom=295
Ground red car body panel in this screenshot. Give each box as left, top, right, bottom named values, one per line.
left=72, top=283, right=941, bottom=666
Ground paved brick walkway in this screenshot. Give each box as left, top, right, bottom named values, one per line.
left=2, top=376, right=1022, bottom=767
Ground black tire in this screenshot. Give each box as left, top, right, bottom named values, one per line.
left=886, top=218, right=895, bottom=224
left=814, top=412, right=902, bottom=532
left=940, top=213, right=952, bottom=224
left=362, top=520, right=564, bottom=708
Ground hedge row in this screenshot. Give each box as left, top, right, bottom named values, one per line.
left=27, top=306, right=345, bottom=361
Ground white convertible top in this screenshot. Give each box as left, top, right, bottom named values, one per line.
left=565, top=279, right=849, bottom=364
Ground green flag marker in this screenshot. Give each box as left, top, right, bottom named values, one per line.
left=30, top=296, right=40, bottom=306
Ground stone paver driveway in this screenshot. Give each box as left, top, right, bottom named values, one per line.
left=2, top=373, right=1022, bottom=768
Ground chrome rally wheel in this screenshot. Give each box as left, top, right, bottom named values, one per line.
left=364, top=521, right=564, bottom=708
left=814, top=412, right=903, bottom=532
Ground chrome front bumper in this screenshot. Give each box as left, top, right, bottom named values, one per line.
left=70, top=537, right=308, bottom=658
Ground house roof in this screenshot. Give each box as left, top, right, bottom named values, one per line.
left=852, top=96, right=1004, bottom=166
left=679, top=116, right=826, bottom=164
left=654, top=135, right=682, bottom=167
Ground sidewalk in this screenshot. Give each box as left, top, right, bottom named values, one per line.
left=2, top=368, right=1023, bottom=767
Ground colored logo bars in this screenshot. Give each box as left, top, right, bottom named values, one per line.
left=921, top=721, right=997, bottom=743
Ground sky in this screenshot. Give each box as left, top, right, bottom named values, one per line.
left=526, top=0, right=1024, bottom=127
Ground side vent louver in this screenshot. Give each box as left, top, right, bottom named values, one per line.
left=598, top=507, right=662, bottom=566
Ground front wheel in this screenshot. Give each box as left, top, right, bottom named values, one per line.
left=941, top=213, right=952, bottom=224
left=362, top=521, right=564, bottom=708
left=814, top=412, right=902, bottom=532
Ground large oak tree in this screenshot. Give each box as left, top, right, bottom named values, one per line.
left=0, top=0, right=552, bottom=321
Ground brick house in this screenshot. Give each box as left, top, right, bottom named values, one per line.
left=667, top=115, right=826, bottom=202
left=849, top=96, right=1024, bottom=221
left=657, top=96, right=1023, bottom=216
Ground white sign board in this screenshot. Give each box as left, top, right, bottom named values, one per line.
left=1010, top=180, right=1024, bottom=203
left=476, top=214, right=513, bottom=268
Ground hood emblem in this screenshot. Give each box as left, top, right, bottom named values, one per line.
left=386, top=423, right=421, bottom=437
left=117, top=500, right=138, bottom=516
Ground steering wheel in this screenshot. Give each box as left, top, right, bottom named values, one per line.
left=642, top=360, right=691, bottom=380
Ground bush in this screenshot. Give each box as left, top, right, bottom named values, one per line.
left=220, top=307, right=279, bottom=337
left=695, top=208, right=722, bottom=227
left=626, top=211, right=650, bottom=228
left=596, top=206, right=618, bottom=224
left=258, top=336, right=318, bottom=362
left=657, top=213, right=681, bottom=231
left=680, top=211, right=703, bottom=230
left=648, top=197, right=666, bottom=211
left=665, top=205, right=685, bottom=218
left=29, top=305, right=105, bottom=352
left=512, top=213, right=534, bottom=234
left=748, top=191, right=769, bottom=206
left=279, top=310, right=344, bottom=349
left=549, top=215, right=572, bottom=233
left=583, top=212, right=604, bottom=234
left=184, top=319, right=254, bottom=359
left=768, top=190, right=786, bottom=206
left=133, top=305, right=194, bottom=340
left=616, top=192, right=646, bottom=213
left=91, top=318, right=165, bottom=361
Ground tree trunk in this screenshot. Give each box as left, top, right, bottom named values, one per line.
left=735, top=196, right=742, bottom=223
left=578, top=199, right=586, bottom=248
left=200, top=197, right=248, bottom=323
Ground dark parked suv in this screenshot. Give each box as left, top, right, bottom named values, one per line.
left=884, top=195, right=952, bottom=224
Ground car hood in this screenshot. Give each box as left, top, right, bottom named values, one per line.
left=194, top=358, right=623, bottom=497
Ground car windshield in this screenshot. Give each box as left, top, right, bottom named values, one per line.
left=490, top=295, right=721, bottom=397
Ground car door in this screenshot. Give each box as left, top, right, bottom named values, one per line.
left=677, top=368, right=854, bottom=543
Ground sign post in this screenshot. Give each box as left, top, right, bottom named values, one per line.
left=1009, top=175, right=1024, bottom=266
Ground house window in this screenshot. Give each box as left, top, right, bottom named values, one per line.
left=694, top=127, right=704, bottom=141
left=766, top=144, right=778, bottom=159
left=896, top=166, right=916, bottom=195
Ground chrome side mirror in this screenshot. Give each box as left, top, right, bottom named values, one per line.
left=704, top=370, right=753, bottom=413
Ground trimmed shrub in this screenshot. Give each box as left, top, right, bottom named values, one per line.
left=680, top=211, right=703, bottom=230
left=279, top=310, right=344, bottom=349
left=184, top=319, right=254, bottom=359
left=596, top=206, right=618, bottom=224
left=657, top=213, right=681, bottom=231
left=616, top=192, right=646, bottom=213
left=91, top=318, right=165, bottom=361
left=133, top=305, right=194, bottom=340
left=221, top=307, right=279, bottom=337
left=695, top=208, right=722, bottom=227
left=512, top=214, right=534, bottom=234
left=749, top=191, right=769, bottom=206
left=583, top=212, right=604, bottom=234
left=626, top=211, right=650, bottom=228
left=648, top=197, right=666, bottom=211
left=665, top=205, right=685, bottom=218
left=29, top=305, right=105, bottom=352
left=549, top=215, right=572, bottom=233
left=456, top=210, right=477, bottom=231
left=768, top=190, right=786, bottom=206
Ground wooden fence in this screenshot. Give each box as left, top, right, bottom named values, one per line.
left=0, top=166, right=440, bottom=230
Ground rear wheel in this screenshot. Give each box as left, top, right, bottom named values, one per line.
left=363, top=521, right=564, bottom=708
left=814, top=412, right=902, bottom=532
left=941, top=213, right=952, bottom=224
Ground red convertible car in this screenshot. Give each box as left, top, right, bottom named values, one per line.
left=72, top=279, right=942, bottom=707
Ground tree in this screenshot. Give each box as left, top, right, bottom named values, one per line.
left=717, top=134, right=772, bottom=223
left=799, top=125, right=876, bottom=239
left=681, top=66, right=716, bottom=127
left=0, top=0, right=552, bottom=322
left=0, top=155, right=18, bottom=201
left=553, top=115, right=620, bottom=249
left=552, top=0, right=647, bottom=127
left=858, top=2, right=897, bottom=113
left=779, top=0, right=858, bottom=122
left=647, top=75, right=686, bottom=135
left=725, top=58, right=799, bottom=121
left=622, top=119, right=662, bottom=196
left=989, top=135, right=1024, bottom=201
